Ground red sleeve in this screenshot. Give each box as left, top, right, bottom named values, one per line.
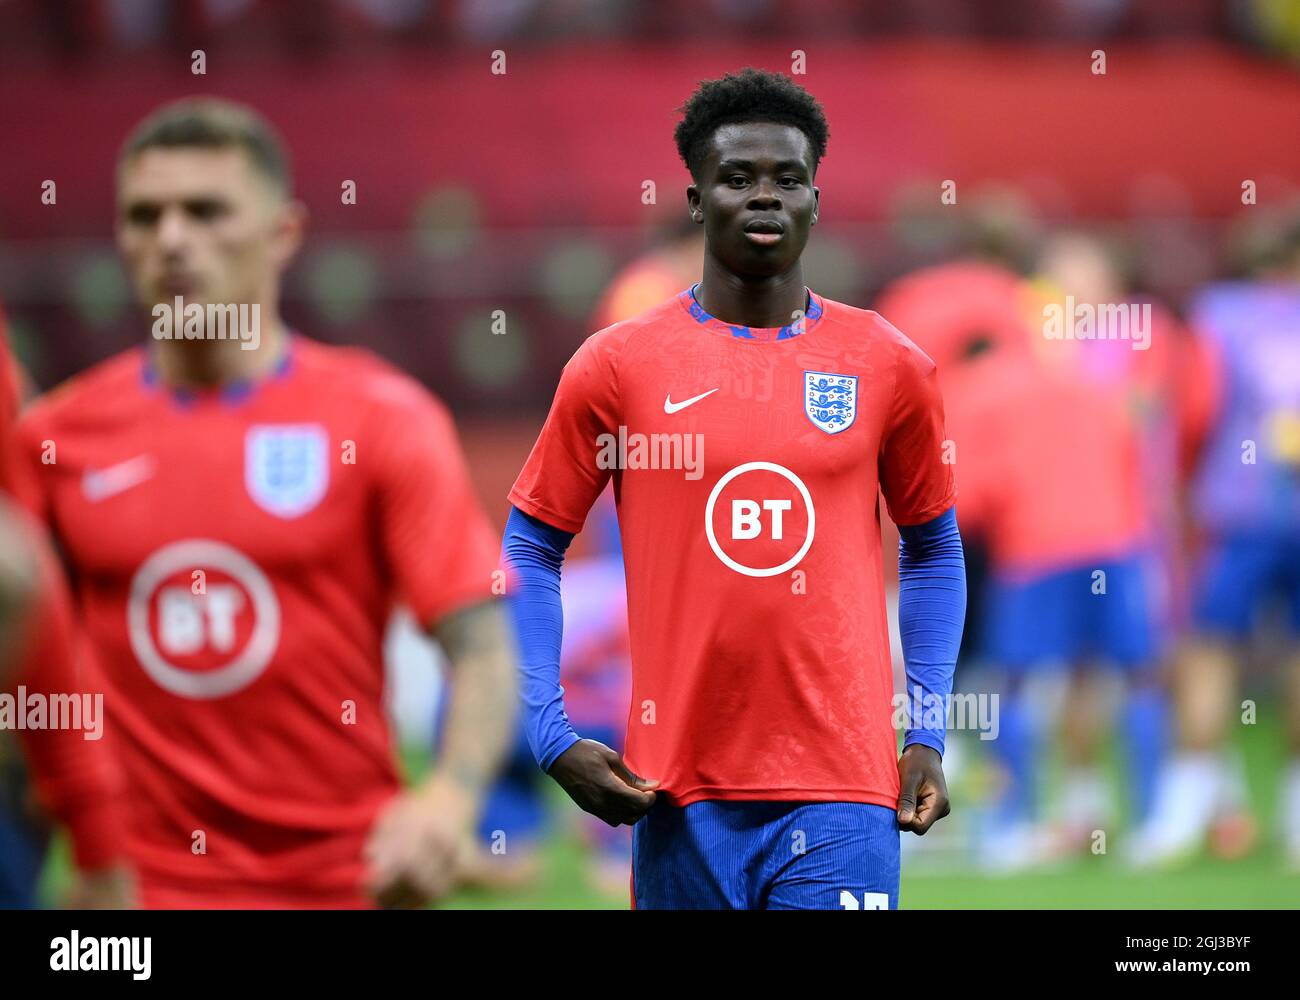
left=508, top=332, right=622, bottom=534
left=11, top=523, right=128, bottom=872
left=878, top=340, right=958, bottom=526
left=371, top=381, right=501, bottom=629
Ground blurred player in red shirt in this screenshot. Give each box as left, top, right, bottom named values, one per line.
left=588, top=224, right=704, bottom=333
left=0, top=312, right=133, bottom=907
left=879, top=253, right=1171, bottom=869
left=12, top=99, right=517, bottom=908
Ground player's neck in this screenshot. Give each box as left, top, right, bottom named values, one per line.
left=696, top=259, right=808, bottom=329
left=150, top=314, right=289, bottom=390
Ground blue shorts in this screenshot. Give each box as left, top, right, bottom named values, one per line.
left=982, top=554, right=1160, bottom=670
left=1193, top=533, right=1300, bottom=639
left=632, top=800, right=900, bottom=910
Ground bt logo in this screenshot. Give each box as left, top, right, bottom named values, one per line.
left=128, top=539, right=281, bottom=699
left=156, top=584, right=245, bottom=655
left=731, top=498, right=793, bottom=540
left=705, top=462, right=815, bottom=577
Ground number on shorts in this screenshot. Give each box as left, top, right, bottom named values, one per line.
left=839, top=891, right=889, bottom=910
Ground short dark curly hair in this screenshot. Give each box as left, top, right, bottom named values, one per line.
left=674, top=68, right=829, bottom=179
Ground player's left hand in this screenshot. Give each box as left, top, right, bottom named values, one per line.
left=363, top=772, right=476, bottom=908
left=896, top=744, right=950, bottom=835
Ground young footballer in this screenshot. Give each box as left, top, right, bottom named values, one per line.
left=504, top=69, right=966, bottom=909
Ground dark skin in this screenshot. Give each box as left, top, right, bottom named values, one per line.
left=896, top=744, right=951, bottom=834
left=549, top=120, right=951, bottom=836
left=689, top=121, right=819, bottom=328
left=547, top=738, right=658, bottom=828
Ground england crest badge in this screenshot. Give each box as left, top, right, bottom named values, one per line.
left=245, top=424, right=329, bottom=518
left=804, top=371, right=857, bottom=434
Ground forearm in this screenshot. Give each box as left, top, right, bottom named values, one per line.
left=430, top=599, right=517, bottom=796
left=897, top=505, right=967, bottom=756
left=501, top=505, right=580, bottom=771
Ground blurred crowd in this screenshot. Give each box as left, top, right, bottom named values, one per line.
left=2, top=0, right=1298, bottom=55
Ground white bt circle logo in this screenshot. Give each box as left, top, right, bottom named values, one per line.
left=127, top=539, right=281, bottom=699
left=705, top=461, right=815, bottom=577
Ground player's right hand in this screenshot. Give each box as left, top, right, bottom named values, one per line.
left=548, top=739, right=659, bottom=827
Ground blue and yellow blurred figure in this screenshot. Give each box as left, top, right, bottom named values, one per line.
left=1130, top=220, right=1300, bottom=869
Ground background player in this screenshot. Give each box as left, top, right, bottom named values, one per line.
left=1130, top=222, right=1300, bottom=868
left=12, top=99, right=517, bottom=908
left=504, top=69, right=966, bottom=909
left=879, top=258, right=1169, bottom=868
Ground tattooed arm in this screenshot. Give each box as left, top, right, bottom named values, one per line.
left=364, top=599, right=516, bottom=908
left=428, top=598, right=517, bottom=798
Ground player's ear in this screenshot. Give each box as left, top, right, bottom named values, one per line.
left=270, top=198, right=308, bottom=270
left=686, top=184, right=703, bottom=225
left=811, top=185, right=820, bottom=227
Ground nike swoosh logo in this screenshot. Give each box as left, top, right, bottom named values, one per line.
left=664, top=388, right=719, bottom=414
left=82, top=455, right=156, bottom=503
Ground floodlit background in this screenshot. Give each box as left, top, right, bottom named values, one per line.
left=2, top=0, right=1299, bottom=908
